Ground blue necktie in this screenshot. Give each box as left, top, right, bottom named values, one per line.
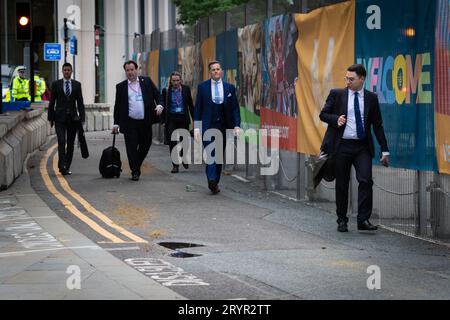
left=214, top=81, right=221, bottom=104
left=354, top=92, right=365, bottom=139
left=65, top=81, right=71, bottom=96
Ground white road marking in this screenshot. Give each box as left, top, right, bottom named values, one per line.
left=0, top=246, right=101, bottom=258
left=125, top=258, right=210, bottom=287
left=105, top=246, right=141, bottom=252
left=269, top=191, right=300, bottom=202
left=231, top=175, right=250, bottom=183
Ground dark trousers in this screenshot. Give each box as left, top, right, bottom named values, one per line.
left=124, top=118, right=152, bottom=175
left=55, top=118, right=78, bottom=171
left=167, top=114, right=188, bottom=167
left=335, top=139, right=373, bottom=224
left=203, top=127, right=226, bottom=184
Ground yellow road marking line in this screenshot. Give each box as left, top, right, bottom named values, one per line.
left=41, top=144, right=126, bottom=243
left=50, top=144, right=148, bottom=244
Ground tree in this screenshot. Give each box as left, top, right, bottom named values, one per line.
left=173, top=0, right=249, bottom=25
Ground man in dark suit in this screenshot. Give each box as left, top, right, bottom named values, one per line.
left=112, top=60, right=163, bottom=181
left=319, top=64, right=389, bottom=233
left=48, top=63, right=85, bottom=175
left=160, top=71, right=194, bottom=173
left=194, top=61, right=241, bottom=194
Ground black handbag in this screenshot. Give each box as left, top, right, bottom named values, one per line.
left=77, top=121, right=89, bottom=159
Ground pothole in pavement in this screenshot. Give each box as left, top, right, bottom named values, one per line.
left=158, top=242, right=204, bottom=258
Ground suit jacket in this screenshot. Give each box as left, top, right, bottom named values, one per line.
left=48, top=79, right=85, bottom=123
left=160, top=85, right=194, bottom=126
left=194, top=79, right=240, bottom=132
left=319, top=88, right=389, bottom=158
left=113, top=76, right=161, bottom=134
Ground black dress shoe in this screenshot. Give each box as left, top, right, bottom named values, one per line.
left=212, top=185, right=220, bottom=195
left=358, top=220, right=378, bottom=231
left=131, top=173, right=140, bottom=181
left=182, top=162, right=189, bottom=169
left=171, top=166, right=179, bottom=173
left=337, top=221, right=348, bottom=232
left=208, top=180, right=220, bottom=194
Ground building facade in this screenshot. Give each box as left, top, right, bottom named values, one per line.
left=1, top=0, right=176, bottom=105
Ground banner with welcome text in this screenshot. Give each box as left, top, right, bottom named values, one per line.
left=356, top=0, right=437, bottom=171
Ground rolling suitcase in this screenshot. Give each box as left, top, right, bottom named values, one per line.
left=99, top=133, right=122, bottom=178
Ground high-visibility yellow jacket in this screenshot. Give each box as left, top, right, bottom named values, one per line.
left=3, top=89, right=11, bottom=102
left=11, top=76, right=30, bottom=101
left=33, top=76, right=46, bottom=101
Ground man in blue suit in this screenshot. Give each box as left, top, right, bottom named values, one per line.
left=194, top=61, right=241, bottom=194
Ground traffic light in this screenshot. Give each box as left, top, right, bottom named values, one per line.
left=16, top=2, right=32, bottom=41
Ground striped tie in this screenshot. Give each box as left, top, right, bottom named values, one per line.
left=65, top=81, right=71, bottom=96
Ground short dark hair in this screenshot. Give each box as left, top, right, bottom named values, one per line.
left=208, top=60, right=221, bottom=70
left=347, top=64, right=366, bottom=78
left=123, top=60, right=138, bottom=70
left=62, top=63, right=73, bottom=70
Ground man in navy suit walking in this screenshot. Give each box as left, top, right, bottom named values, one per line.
left=194, top=61, right=241, bottom=194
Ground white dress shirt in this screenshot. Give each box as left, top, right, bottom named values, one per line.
left=342, top=88, right=389, bottom=156
left=127, top=79, right=145, bottom=120
left=211, top=79, right=224, bottom=104
left=343, top=88, right=365, bottom=140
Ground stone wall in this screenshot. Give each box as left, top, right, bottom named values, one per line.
left=0, top=103, right=112, bottom=190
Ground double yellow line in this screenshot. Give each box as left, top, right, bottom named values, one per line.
left=40, top=144, right=147, bottom=244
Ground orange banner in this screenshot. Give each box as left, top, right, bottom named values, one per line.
left=148, top=50, right=159, bottom=88
left=295, top=1, right=355, bottom=155
left=201, top=37, right=216, bottom=82
left=435, top=0, right=450, bottom=174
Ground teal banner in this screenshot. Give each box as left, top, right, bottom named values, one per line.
left=356, top=0, right=437, bottom=171
left=159, top=49, right=178, bottom=91
left=216, top=30, right=238, bottom=86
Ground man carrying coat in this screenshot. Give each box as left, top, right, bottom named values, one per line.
left=48, top=63, right=85, bottom=175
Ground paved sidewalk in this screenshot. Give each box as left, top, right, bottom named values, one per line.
left=0, top=162, right=185, bottom=300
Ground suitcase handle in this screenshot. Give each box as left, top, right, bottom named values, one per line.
left=112, top=132, right=117, bottom=148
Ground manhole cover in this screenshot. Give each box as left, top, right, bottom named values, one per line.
left=158, top=242, right=204, bottom=250
left=159, top=242, right=204, bottom=259
left=170, top=251, right=202, bottom=258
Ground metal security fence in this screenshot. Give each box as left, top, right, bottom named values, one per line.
left=133, top=0, right=450, bottom=242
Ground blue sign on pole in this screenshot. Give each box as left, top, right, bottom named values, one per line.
left=69, top=36, right=78, bottom=55
left=44, top=43, right=62, bottom=61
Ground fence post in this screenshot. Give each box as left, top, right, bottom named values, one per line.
left=297, top=153, right=306, bottom=200
left=418, top=171, right=429, bottom=236
left=267, top=0, right=273, bottom=18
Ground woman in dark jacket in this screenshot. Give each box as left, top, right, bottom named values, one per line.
left=160, top=71, right=194, bottom=173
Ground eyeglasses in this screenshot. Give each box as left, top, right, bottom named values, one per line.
left=344, top=76, right=359, bottom=82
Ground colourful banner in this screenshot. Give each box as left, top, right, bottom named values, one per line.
left=148, top=50, right=159, bottom=88
left=216, top=30, right=238, bottom=86
left=435, top=0, right=450, bottom=174
left=200, top=37, right=216, bottom=82
left=261, top=14, right=298, bottom=152
left=138, top=52, right=149, bottom=76
left=179, top=45, right=196, bottom=92
left=260, top=107, right=297, bottom=151
left=356, top=0, right=437, bottom=171
left=237, top=23, right=263, bottom=135
left=295, top=1, right=355, bottom=156
left=159, top=49, right=178, bottom=90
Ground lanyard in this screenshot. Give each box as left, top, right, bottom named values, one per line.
left=128, top=81, right=141, bottom=95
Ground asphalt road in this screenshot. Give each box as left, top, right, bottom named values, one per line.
left=27, top=131, right=450, bottom=300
